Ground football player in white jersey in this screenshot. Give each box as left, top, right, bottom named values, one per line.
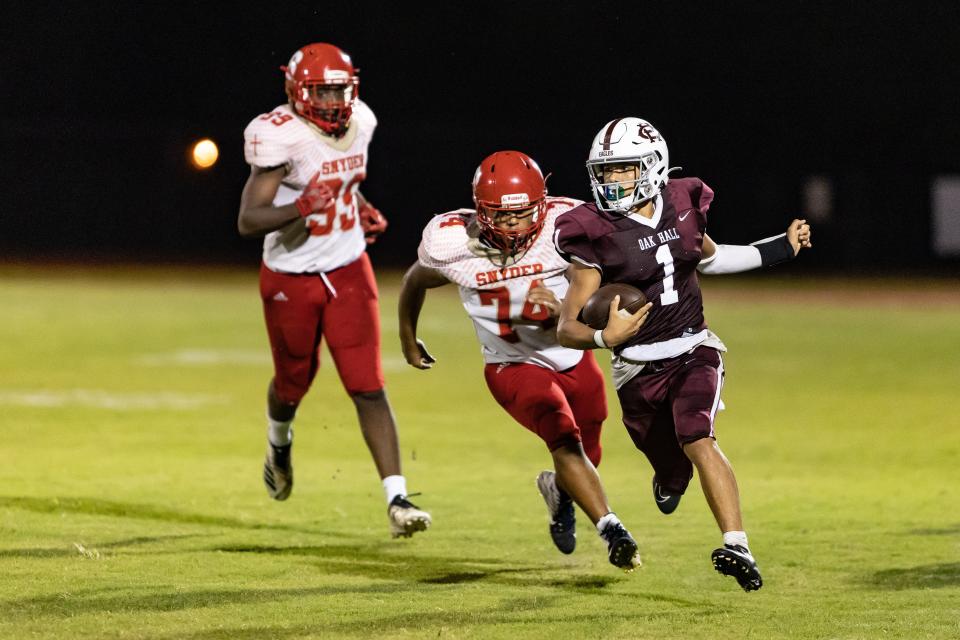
left=398, top=151, right=641, bottom=570
left=237, top=42, right=430, bottom=538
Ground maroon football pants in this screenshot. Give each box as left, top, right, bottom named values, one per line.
left=617, top=345, right=724, bottom=495
left=484, top=351, right=607, bottom=466
left=259, top=252, right=384, bottom=403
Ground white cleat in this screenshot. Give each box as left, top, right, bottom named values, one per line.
left=387, top=495, right=431, bottom=538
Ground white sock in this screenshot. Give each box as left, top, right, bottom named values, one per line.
left=382, top=475, right=407, bottom=505
left=267, top=414, right=293, bottom=447
left=596, top=512, right=621, bottom=534
left=723, top=530, right=750, bottom=551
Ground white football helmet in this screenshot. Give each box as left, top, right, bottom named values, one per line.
left=586, top=117, right=670, bottom=213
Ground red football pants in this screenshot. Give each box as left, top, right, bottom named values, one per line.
left=259, top=252, right=384, bottom=403
left=483, top=351, right=607, bottom=466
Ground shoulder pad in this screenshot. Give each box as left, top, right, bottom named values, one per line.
left=418, top=210, right=473, bottom=268
left=553, top=208, right=602, bottom=269
left=352, top=99, right=377, bottom=136
left=667, top=177, right=714, bottom=215
left=545, top=196, right=585, bottom=217
left=243, top=106, right=296, bottom=167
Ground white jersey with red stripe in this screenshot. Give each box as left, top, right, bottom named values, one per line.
left=418, top=197, right=585, bottom=371
left=243, top=101, right=377, bottom=273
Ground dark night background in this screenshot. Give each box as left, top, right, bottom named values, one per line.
left=3, top=1, right=959, bottom=271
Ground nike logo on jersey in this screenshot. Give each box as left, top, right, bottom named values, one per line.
left=476, top=263, right=544, bottom=286
left=678, top=211, right=691, bottom=221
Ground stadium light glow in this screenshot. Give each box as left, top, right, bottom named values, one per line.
left=191, top=138, right=219, bottom=169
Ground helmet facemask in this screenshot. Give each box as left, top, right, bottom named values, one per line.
left=288, top=78, right=358, bottom=137
left=475, top=198, right=547, bottom=258
left=587, top=151, right=664, bottom=214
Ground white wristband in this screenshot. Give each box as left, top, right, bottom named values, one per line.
left=594, top=329, right=608, bottom=349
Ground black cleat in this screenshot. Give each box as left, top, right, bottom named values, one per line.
left=263, top=442, right=293, bottom=501
left=536, top=471, right=576, bottom=554
left=652, top=475, right=681, bottom=515
left=712, top=544, right=763, bottom=591
left=599, top=520, right=641, bottom=571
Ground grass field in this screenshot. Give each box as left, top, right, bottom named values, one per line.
left=1, top=264, right=958, bottom=639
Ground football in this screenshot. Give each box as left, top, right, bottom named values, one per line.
left=581, top=283, right=648, bottom=330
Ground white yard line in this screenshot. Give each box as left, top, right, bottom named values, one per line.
left=0, top=389, right=228, bottom=410
left=135, top=348, right=450, bottom=374
left=136, top=349, right=269, bottom=366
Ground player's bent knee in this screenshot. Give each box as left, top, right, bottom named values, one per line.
left=272, top=374, right=311, bottom=405
left=579, top=420, right=603, bottom=467
left=681, top=434, right=718, bottom=461
left=536, top=409, right=582, bottom=452
left=548, top=433, right=583, bottom=453
left=676, top=410, right=715, bottom=444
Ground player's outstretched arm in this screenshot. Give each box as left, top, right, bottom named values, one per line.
left=557, top=263, right=651, bottom=350
left=697, top=219, right=812, bottom=275
left=398, top=262, right=450, bottom=369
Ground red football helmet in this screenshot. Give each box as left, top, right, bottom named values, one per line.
left=282, top=43, right=359, bottom=137
left=472, top=151, right=548, bottom=256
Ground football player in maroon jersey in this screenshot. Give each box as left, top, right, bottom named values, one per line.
left=555, top=117, right=811, bottom=591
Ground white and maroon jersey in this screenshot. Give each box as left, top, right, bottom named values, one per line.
left=243, top=100, right=377, bottom=274
left=418, top=197, right=584, bottom=371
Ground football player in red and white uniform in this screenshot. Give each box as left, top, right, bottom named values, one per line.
left=555, top=117, right=812, bottom=590
left=237, top=42, right=430, bottom=538
left=399, top=151, right=641, bottom=570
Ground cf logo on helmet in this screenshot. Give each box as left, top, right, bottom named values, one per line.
left=638, top=123, right=660, bottom=142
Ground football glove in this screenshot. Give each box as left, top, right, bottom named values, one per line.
left=295, top=172, right=335, bottom=218
left=360, top=202, right=388, bottom=244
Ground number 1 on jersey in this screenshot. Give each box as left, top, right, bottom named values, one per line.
left=655, top=244, right=679, bottom=305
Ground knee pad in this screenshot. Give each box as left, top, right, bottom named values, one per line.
left=272, top=367, right=311, bottom=404
left=536, top=409, right=582, bottom=452
left=675, top=411, right=715, bottom=444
